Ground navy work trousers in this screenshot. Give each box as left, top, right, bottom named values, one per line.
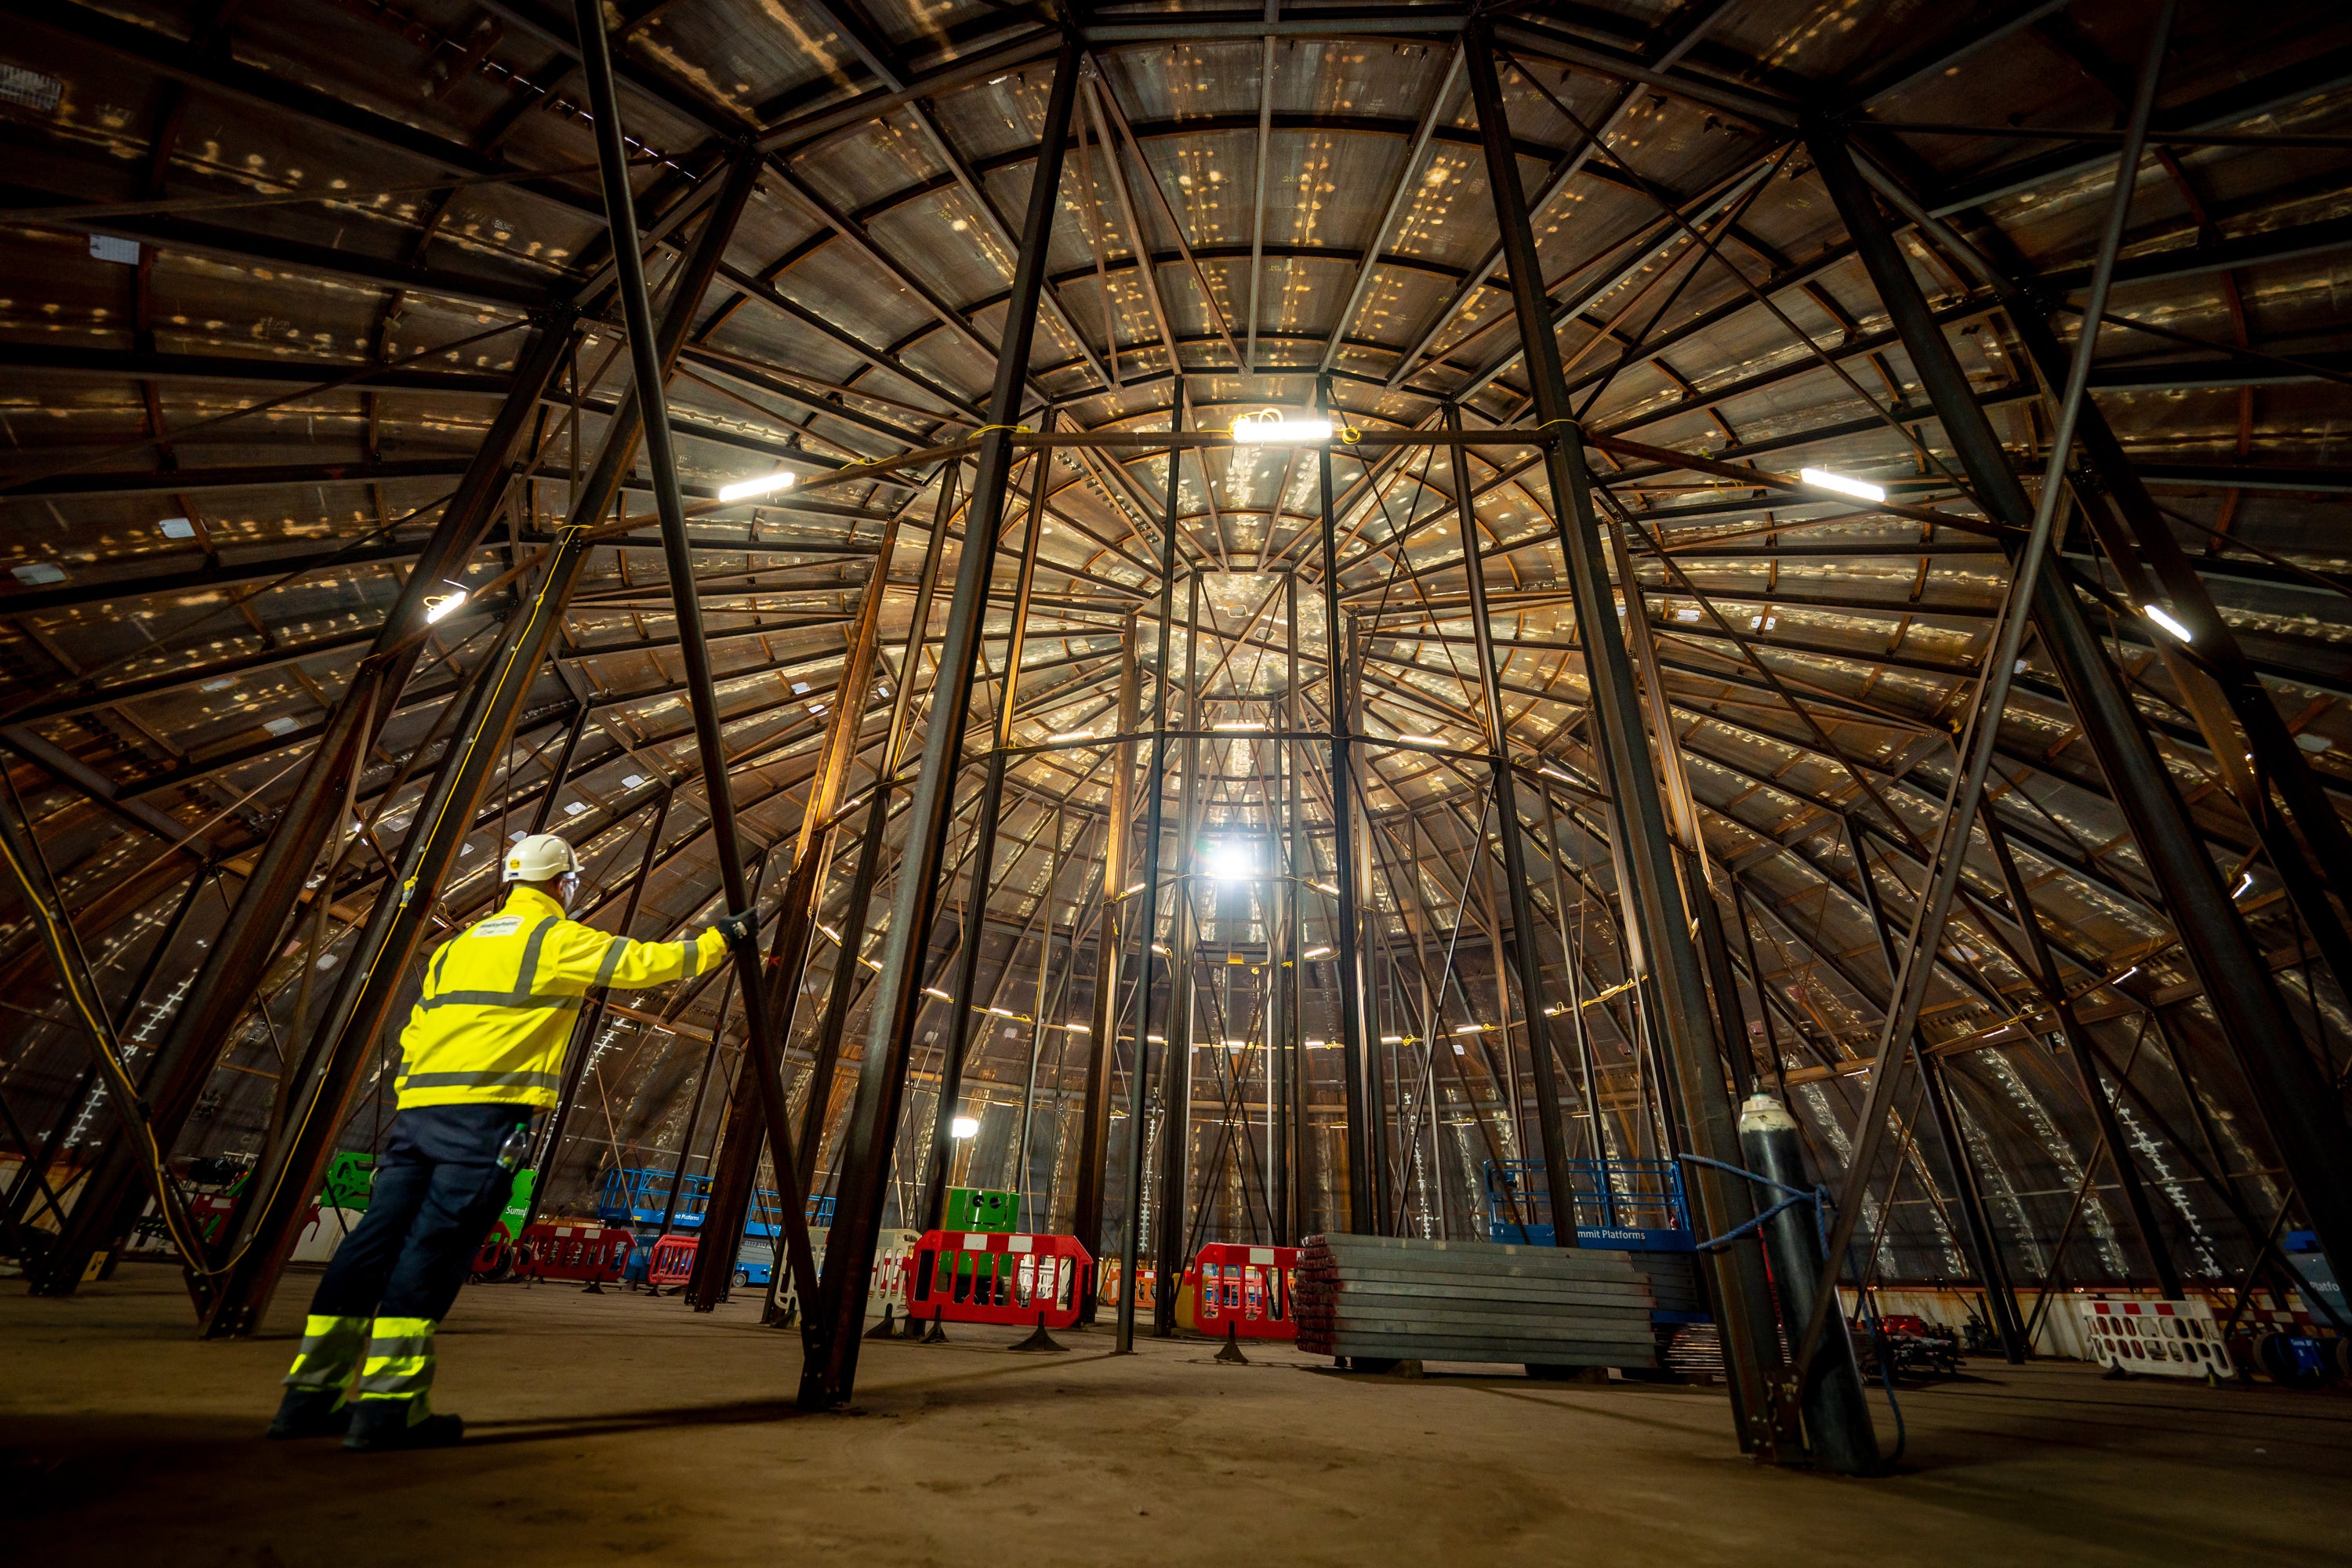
left=307, top=1105, right=529, bottom=1323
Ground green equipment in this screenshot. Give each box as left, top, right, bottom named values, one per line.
left=320, top=1152, right=376, bottom=1212
left=945, top=1187, right=1020, bottom=1233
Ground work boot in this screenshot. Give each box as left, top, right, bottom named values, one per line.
left=343, top=1400, right=464, bottom=1452
left=266, top=1388, right=351, bottom=1440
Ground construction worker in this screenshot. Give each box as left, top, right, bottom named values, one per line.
left=267, top=831, right=755, bottom=1452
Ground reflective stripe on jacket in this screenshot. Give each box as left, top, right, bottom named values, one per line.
left=392, top=885, right=726, bottom=1110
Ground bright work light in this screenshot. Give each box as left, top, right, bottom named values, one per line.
left=950, top=1116, right=980, bottom=1139
left=717, top=470, right=797, bottom=503
left=1229, top=408, right=1333, bottom=444
left=2143, top=603, right=2194, bottom=642
left=1798, top=467, right=1886, bottom=503
left=1206, top=840, right=1258, bottom=880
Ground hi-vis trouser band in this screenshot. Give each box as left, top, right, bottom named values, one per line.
left=282, top=1314, right=368, bottom=1394
left=354, top=1316, right=437, bottom=1411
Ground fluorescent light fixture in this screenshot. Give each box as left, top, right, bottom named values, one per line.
left=1302, top=945, right=1333, bottom=959
left=1065, top=1022, right=1091, bottom=1034
left=1454, top=1022, right=1487, bottom=1035
left=1049, top=731, right=1095, bottom=742
left=1798, top=466, right=1886, bottom=503
left=1121, top=883, right=1145, bottom=898
left=1152, top=942, right=1171, bottom=955
left=1378, top=1034, right=1403, bottom=1044
left=1147, top=1033, right=1166, bottom=1044
left=2143, top=603, right=2194, bottom=643
left=2234, top=872, right=2252, bottom=898
left=1214, top=720, right=1269, bottom=732
left=862, top=956, right=884, bottom=971
left=1541, top=766, right=1573, bottom=783
left=950, top=1115, right=980, bottom=1139
left=819, top=924, right=841, bottom=942
left=923, top=986, right=952, bottom=1000
left=1308, top=880, right=1339, bottom=896
left=986, top=1005, right=1015, bottom=1018
left=2114, top=965, right=2140, bottom=983
left=717, top=470, right=797, bottom=503
left=423, top=589, right=466, bottom=623
left=1230, top=410, right=1333, bottom=445
left=1223, top=1040, right=1247, bottom=1049
left=1305, top=1038, right=1327, bottom=1048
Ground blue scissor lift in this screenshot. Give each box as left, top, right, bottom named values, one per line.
left=597, top=1166, right=836, bottom=1286
left=1483, top=1160, right=1707, bottom=1329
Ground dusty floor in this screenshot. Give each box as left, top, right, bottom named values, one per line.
left=4, top=1260, right=2348, bottom=1566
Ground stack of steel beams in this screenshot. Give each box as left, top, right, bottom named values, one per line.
left=1296, top=1234, right=1660, bottom=1370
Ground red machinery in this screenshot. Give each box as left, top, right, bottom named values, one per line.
left=906, top=1230, right=1092, bottom=1330
left=1188, top=1243, right=1300, bottom=1340
left=514, top=1220, right=631, bottom=1285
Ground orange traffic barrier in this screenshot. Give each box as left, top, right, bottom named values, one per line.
left=906, top=1230, right=1092, bottom=1330
left=1096, top=1257, right=1156, bottom=1310
left=514, top=1219, right=631, bottom=1283
left=648, top=1232, right=698, bottom=1289
left=1188, top=1243, right=1300, bottom=1340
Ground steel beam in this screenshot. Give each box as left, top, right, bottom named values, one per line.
left=1072, top=615, right=1139, bottom=1317
left=1812, top=110, right=2352, bottom=1288
left=1465, top=19, right=1785, bottom=1454
left=798, top=38, right=1081, bottom=1410
left=1442, top=404, right=1577, bottom=1243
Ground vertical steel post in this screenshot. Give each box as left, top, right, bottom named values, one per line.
left=798, top=38, right=1081, bottom=1408
left=1809, top=111, right=2352, bottom=1276
left=1154, top=566, right=1203, bottom=1330
left=1840, top=814, right=2032, bottom=1357
left=1444, top=404, right=1577, bottom=1245
left=1316, top=418, right=1374, bottom=1236
left=1285, top=570, right=1312, bottom=1240
left=572, top=2, right=820, bottom=1325
left=1073, top=615, right=1140, bottom=1316
left=1465, top=22, right=1783, bottom=1450
left=920, top=446, right=1053, bottom=1229
left=1114, top=423, right=1185, bottom=1354
left=1978, top=805, right=2180, bottom=1305
left=1780, top=2, right=2184, bottom=1380
left=794, top=466, right=962, bottom=1189
left=525, top=706, right=592, bottom=833
left=31, top=312, right=579, bottom=1295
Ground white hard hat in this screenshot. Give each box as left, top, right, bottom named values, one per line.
left=503, top=833, right=581, bottom=884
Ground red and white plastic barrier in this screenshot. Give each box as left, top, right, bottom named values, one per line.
left=2082, top=1298, right=2226, bottom=1378
left=1189, top=1243, right=1300, bottom=1340
left=514, top=1220, right=631, bottom=1284
left=906, top=1230, right=1092, bottom=1330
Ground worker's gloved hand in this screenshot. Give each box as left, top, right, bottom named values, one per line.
left=713, top=908, right=759, bottom=948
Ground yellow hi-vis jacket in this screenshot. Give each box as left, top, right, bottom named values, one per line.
left=391, top=886, right=728, bottom=1111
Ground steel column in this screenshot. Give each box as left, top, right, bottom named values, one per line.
left=1073, top=614, right=1139, bottom=1316
left=1978, top=804, right=2181, bottom=1305
left=1316, top=424, right=1375, bottom=1236
left=798, top=36, right=1082, bottom=1409
left=1443, top=404, right=1577, bottom=1244
left=920, top=446, right=1053, bottom=1230
left=1465, top=21, right=1784, bottom=1452
left=27, top=310, right=579, bottom=1296
left=1841, top=814, right=2032, bottom=1357
left=1811, top=107, right=2352, bottom=1278
left=574, top=13, right=823, bottom=1334
left=793, top=465, right=961, bottom=1192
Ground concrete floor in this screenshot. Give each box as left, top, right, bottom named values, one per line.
left=4, top=1261, right=2348, bottom=1566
